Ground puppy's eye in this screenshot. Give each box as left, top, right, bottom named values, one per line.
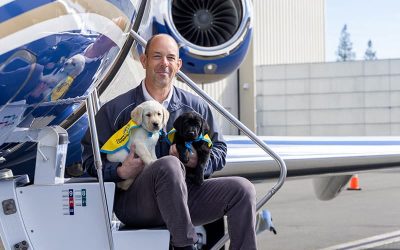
left=146, top=114, right=151, bottom=117
left=157, top=112, right=162, bottom=116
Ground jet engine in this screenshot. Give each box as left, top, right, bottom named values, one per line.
left=147, top=0, right=253, bottom=83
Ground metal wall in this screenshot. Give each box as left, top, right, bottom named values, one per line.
left=256, top=59, right=400, bottom=136
left=253, top=0, right=325, bottom=65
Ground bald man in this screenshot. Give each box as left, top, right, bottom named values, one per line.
left=82, top=34, right=257, bottom=250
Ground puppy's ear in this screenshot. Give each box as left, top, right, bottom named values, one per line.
left=202, top=118, right=210, bottom=135
left=162, top=107, right=169, bottom=127
left=131, top=105, right=143, bottom=125
left=173, top=115, right=184, bottom=132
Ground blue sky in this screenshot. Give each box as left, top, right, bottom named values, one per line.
left=325, top=0, right=400, bottom=61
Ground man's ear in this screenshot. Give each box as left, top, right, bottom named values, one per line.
left=162, top=107, right=170, bottom=127
left=131, top=105, right=143, bottom=125
left=177, top=58, right=182, bottom=71
left=139, top=54, right=147, bottom=69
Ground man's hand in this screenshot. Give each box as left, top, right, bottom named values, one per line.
left=169, top=144, right=198, bottom=168
left=117, top=144, right=145, bottom=180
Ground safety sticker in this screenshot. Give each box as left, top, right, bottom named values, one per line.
left=62, top=188, right=87, bottom=215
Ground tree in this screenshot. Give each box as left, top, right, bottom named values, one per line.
left=364, top=40, right=377, bottom=60
left=336, top=24, right=356, bottom=61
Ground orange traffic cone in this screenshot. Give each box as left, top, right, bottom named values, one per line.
left=347, top=174, right=362, bottom=190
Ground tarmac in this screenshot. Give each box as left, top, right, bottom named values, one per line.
left=254, top=170, right=400, bottom=250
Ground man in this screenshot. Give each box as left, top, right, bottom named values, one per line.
left=81, top=34, right=257, bottom=250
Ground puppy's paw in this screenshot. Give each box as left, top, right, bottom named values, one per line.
left=144, top=160, right=155, bottom=166
left=117, top=178, right=134, bottom=190
left=179, top=149, right=190, bottom=164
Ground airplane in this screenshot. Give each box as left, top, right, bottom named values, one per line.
left=1, top=0, right=400, bottom=249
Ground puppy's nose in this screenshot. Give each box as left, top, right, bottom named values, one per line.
left=153, top=122, right=159, bottom=129
left=187, top=131, right=196, bottom=137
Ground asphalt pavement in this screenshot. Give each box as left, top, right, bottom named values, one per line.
left=254, top=170, right=400, bottom=250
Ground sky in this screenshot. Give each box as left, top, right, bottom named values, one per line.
left=325, top=0, right=400, bottom=61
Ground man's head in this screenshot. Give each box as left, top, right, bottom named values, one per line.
left=140, top=34, right=182, bottom=90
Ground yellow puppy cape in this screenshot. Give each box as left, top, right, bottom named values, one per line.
left=100, top=120, right=140, bottom=154
left=50, top=75, right=74, bottom=101
left=166, top=128, right=213, bottom=150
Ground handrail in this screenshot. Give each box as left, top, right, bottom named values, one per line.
left=129, top=30, right=287, bottom=249
left=86, top=91, right=114, bottom=250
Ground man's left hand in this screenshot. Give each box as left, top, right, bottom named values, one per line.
left=169, top=144, right=198, bottom=168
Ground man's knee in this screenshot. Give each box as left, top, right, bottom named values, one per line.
left=231, top=177, right=256, bottom=203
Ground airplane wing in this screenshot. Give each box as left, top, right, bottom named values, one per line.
left=213, top=135, right=400, bottom=200
left=218, top=135, right=400, bottom=178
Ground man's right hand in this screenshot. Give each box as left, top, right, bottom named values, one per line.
left=117, top=144, right=145, bottom=180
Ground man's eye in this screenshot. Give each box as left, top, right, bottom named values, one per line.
left=153, top=55, right=161, bottom=59
left=167, top=56, right=175, bottom=61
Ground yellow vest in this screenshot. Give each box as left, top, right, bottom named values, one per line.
left=100, top=120, right=140, bottom=154
left=166, top=128, right=213, bottom=149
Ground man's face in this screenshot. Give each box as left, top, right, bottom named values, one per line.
left=140, top=35, right=182, bottom=88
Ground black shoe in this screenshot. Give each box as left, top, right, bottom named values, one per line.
left=173, top=245, right=196, bottom=250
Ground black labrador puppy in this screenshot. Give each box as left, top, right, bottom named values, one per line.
left=172, top=112, right=212, bottom=185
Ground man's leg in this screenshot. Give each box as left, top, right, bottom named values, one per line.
left=188, top=177, right=257, bottom=250
left=114, top=156, right=198, bottom=247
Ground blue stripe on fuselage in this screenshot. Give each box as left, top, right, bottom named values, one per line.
left=0, top=0, right=54, bottom=23
left=227, top=140, right=400, bottom=146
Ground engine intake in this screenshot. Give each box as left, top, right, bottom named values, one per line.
left=172, top=0, right=242, bottom=47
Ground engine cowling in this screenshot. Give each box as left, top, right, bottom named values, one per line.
left=313, top=175, right=353, bottom=200
left=150, top=0, right=253, bottom=83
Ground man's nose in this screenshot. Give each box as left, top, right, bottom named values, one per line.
left=160, top=56, right=169, bottom=66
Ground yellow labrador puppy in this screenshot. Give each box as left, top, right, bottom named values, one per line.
left=107, top=100, right=169, bottom=190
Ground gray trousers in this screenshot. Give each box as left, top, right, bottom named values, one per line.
left=114, top=156, right=257, bottom=250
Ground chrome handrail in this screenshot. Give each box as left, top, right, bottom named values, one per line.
left=86, top=91, right=114, bottom=250
left=130, top=30, right=287, bottom=249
